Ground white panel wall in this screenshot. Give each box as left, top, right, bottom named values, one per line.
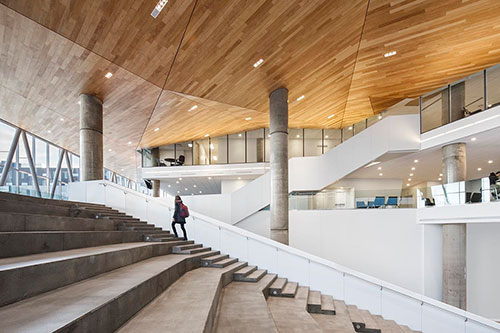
left=467, top=223, right=500, bottom=320
left=290, top=209, right=426, bottom=294
left=234, top=210, right=270, bottom=238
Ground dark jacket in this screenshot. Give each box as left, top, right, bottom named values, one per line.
left=173, top=202, right=186, bottom=223
left=489, top=173, right=498, bottom=185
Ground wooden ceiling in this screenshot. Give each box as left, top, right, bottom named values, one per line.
left=1, top=0, right=500, bottom=179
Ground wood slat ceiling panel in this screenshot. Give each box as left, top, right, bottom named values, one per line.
left=165, top=0, right=369, bottom=128
left=0, top=0, right=195, bottom=87
left=343, top=0, right=500, bottom=126
left=0, top=5, right=162, bottom=178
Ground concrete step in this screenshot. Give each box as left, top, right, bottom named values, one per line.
left=281, top=281, right=299, bottom=297
left=232, top=265, right=257, bottom=281
left=0, top=211, right=118, bottom=232
left=201, top=254, right=229, bottom=266
left=0, top=199, right=96, bottom=219
left=239, top=268, right=267, bottom=282
left=0, top=253, right=211, bottom=332
left=312, top=299, right=357, bottom=332
left=360, top=309, right=381, bottom=332
left=320, top=294, right=336, bottom=315
left=373, top=315, right=404, bottom=332
left=0, top=242, right=173, bottom=307
left=214, top=273, right=278, bottom=332
left=211, top=257, right=238, bottom=268
left=269, top=277, right=288, bottom=296
left=0, top=231, right=145, bottom=258
left=118, top=261, right=248, bottom=332
left=268, top=286, right=322, bottom=332
left=347, top=305, right=366, bottom=332
left=307, top=290, right=322, bottom=313
left=173, top=243, right=203, bottom=251
left=0, top=192, right=105, bottom=209
left=174, top=246, right=212, bottom=255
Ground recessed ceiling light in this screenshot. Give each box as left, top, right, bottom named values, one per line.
left=193, top=185, right=197, bottom=188
left=439, top=173, right=443, bottom=176
left=208, top=177, right=212, bottom=180
left=438, top=177, right=442, bottom=181
left=414, top=159, right=419, bottom=163
left=105, top=72, right=113, bottom=79
left=185, top=188, right=188, bottom=191
left=253, top=59, right=264, bottom=68
left=213, top=156, right=218, bottom=161
left=488, top=104, right=492, bottom=108
left=384, top=51, right=397, bottom=58
left=296, top=95, right=305, bottom=102
left=408, top=178, right=412, bottom=181
left=168, top=184, right=171, bottom=187
left=348, top=126, right=353, bottom=130
left=108, top=148, right=112, bottom=152
left=411, top=167, right=416, bottom=171
left=176, top=181, right=179, bottom=184
left=60, top=118, right=64, bottom=122
left=325, top=135, right=329, bottom=139
left=488, top=160, right=493, bottom=164
left=245, top=117, right=252, bottom=121
left=378, top=115, right=382, bottom=120
left=188, top=105, right=198, bottom=112
left=205, top=134, right=209, bottom=137
left=48, top=130, right=52, bottom=133
left=154, top=128, right=160, bottom=132
left=378, top=167, right=383, bottom=171
left=379, top=173, right=383, bottom=176
left=407, top=183, right=410, bottom=186
left=327, top=114, right=335, bottom=119
left=477, top=167, right=482, bottom=171
left=121, top=168, right=124, bottom=171
left=127, top=141, right=132, bottom=145
left=188, top=143, right=193, bottom=148
left=238, top=133, right=242, bottom=137
left=177, top=190, right=180, bottom=194
left=179, top=177, right=182, bottom=180
left=296, top=135, right=300, bottom=138
left=238, top=177, right=241, bottom=180
left=77, top=101, right=81, bottom=105
left=151, top=0, right=168, bottom=18
left=471, top=137, right=477, bottom=141
left=410, top=173, right=414, bottom=176
left=199, top=191, right=202, bottom=194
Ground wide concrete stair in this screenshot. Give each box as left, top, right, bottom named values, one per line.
left=0, top=192, right=419, bottom=332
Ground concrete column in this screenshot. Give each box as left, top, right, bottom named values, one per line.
left=442, top=142, right=467, bottom=309
left=80, top=94, right=103, bottom=181
left=269, top=88, right=289, bottom=244
left=152, top=179, right=160, bottom=197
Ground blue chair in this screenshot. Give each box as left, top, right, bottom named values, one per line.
left=386, top=196, right=398, bottom=207
left=356, top=201, right=367, bottom=209
left=368, top=201, right=375, bottom=208
left=373, top=196, right=386, bottom=208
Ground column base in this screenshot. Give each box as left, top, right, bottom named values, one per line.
left=271, top=229, right=289, bottom=245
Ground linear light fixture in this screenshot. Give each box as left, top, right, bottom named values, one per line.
left=151, top=0, right=168, bottom=18
left=105, top=72, right=113, bottom=79
left=364, top=161, right=380, bottom=168
left=384, top=51, right=397, bottom=58
left=245, top=117, right=252, bottom=121
left=327, top=114, right=335, bottom=119
left=253, top=59, right=264, bottom=68
left=188, top=105, right=198, bottom=112
left=296, top=95, right=305, bottom=102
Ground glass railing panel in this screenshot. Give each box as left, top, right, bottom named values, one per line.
left=452, top=72, right=485, bottom=121
left=486, top=64, right=500, bottom=109
left=342, top=126, right=354, bottom=141
left=421, top=86, right=449, bottom=133
left=210, top=135, right=227, bottom=164
left=323, top=129, right=341, bottom=153
left=246, top=129, right=265, bottom=162
left=228, top=132, right=245, bottom=163
left=353, top=119, right=367, bottom=135
left=288, top=129, right=303, bottom=158
left=304, top=129, right=322, bottom=157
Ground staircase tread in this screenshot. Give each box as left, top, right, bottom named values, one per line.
left=234, top=265, right=257, bottom=275
left=281, top=281, right=299, bottom=296
left=245, top=268, right=267, bottom=280
left=174, top=243, right=202, bottom=250
left=270, top=277, right=288, bottom=290
left=308, top=290, right=321, bottom=306
left=0, top=253, right=205, bottom=332
left=202, top=254, right=228, bottom=262
left=359, top=309, right=381, bottom=330
left=374, top=315, right=404, bottom=331
left=320, top=295, right=335, bottom=312
left=0, top=242, right=159, bottom=271
left=346, top=305, right=364, bottom=324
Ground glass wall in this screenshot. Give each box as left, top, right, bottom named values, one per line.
left=288, top=129, right=303, bottom=158
left=304, top=129, right=322, bottom=157
left=323, top=129, right=341, bottom=153
left=210, top=135, right=228, bottom=164
left=193, top=138, right=210, bottom=165
left=487, top=64, right=500, bottom=109
left=228, top=132, right=245, bottom=163
left=246, top=129, right=265, bottom=163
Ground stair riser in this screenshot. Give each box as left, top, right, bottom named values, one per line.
left=174, top=247, right=211, bottom=255
left=0, top=232, right=145, bottom=258
left=0, top=200, right=108, bottom=220
left=211, top=259, right=238, bottom=268
left=0, top=213, right=118, bottom=232
left=0, top=192, right=105, bottom=208
left=307, top=304, right=322, bottom=314
left=0, top=243, right=173, bottom=307
left=55, top=256, right=203, bottom=333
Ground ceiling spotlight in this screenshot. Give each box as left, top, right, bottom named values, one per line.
left=408, top=178, right=412, bottom=181
left=377, top=167, right=382, bottom=170
left=471, top=137, right=477, bottom=141
left=208, top=177, right=212, bottom=180
left=379, top=173, right=383, bottom=176
left=193, top=185, right=197, bottom=188
left=177, top=190, right=180, bottom=194
left=121, top=168, right=124, bottom=171
left=199, top=191, right=202, bottom=194
left=296, top=135, right=300, bottom=138
left=168, top=184, right=171, bottom=187
left=48, top=130, right=52, bottom=133
left=188, top=143, right=193, bottom=148
left=188, top=105, right=198, bottom=112
left=439, top=173, right=443, bottom=176
left=384, top=51, right=397, bottom=58
left=108, top=148, right=112, bottom=152
left=151, top=0, right=168, bottom=18
left=328, top=114, right=335, bottom=119
left=60, top=118, right=64, bottom=122
left=77, top=101, right=81, bottom=105
left=410, top=173, right=414, bottom=176
left=488, top=160, right=493, bottom=164
left=176, top=181, right=179, bottom=184
left=213, top=156, right=218, bottom=161
left=378, top=115, right=382, bottom=120
left=325, top=135, right=329, bottom=139
left=253, top=59, right=264, bottom=68
left=414, top=159, right=419, bottom=163
left=127, top=141, right=132, bottom=145
left=438, top=177, right=442, bottom=181
left=245, top=117, right=252, bottom=121
left=348, top=126, right=353, bottom=130
left=411, top=167, right=416, bottom=171
left=296, top=95, right=305, bottom=102
left=407, top=183, right=410, bottom=186
left=205, top=134, right=209, bottom=137
left=238, top=133, right=242, bottom=137
left=154, top=128, right=160, bottom=132
left=185, top=188, right=188, bottom=191
left=105, top=72, right=113, bottom=79
left=179, top=177, right=182, bottom=180
left=477, top=167, right=482, bottom=171
left=238, top=177, right=241, bottom=180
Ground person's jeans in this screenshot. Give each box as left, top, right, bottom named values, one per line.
left=171, top=221, right=187, bottom=240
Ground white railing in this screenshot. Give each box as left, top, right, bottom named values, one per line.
left=68, top=180, right=500, bottom=333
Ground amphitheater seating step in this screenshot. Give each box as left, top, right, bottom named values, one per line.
left=0, top=253, right=208, bottom=332
left=118, top=262, right=247, bottom=332
left=307, top=290, right=322, bottom=313
left=310, top=300, right=356, bottom=332
left=232, top=265, right=257, bottom=281
left=269, top=277, right=288, bottom=296
left=281, top=281, right=299, bottom=297
left=211, top=257, right=238, bottom=268
left=201, top=254, right=229, bottom=266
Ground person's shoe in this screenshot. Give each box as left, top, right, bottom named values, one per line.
left=183, top=237, right=188, bottom=241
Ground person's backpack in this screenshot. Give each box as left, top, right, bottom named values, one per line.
left=179, top=203, right=190, bottom=218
